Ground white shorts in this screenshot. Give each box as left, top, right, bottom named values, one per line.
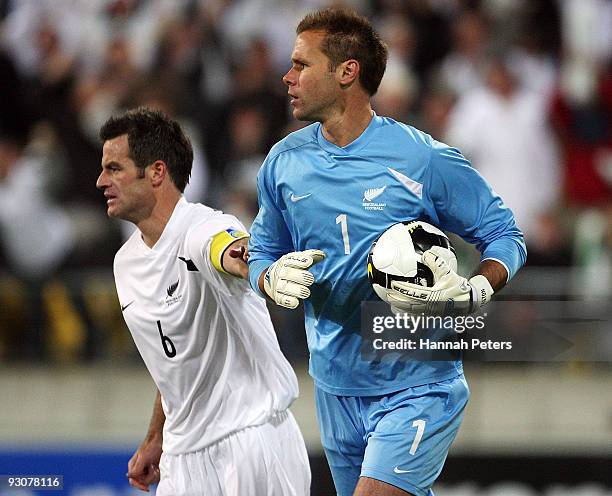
left=155, top=410, right=311, bottom=496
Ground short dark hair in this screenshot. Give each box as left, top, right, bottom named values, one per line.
left=297, top=8, right=388, bottom=96
left=99, top=107, right=193, bottom=192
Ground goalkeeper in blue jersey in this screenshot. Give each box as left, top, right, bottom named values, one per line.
left=248, top=8, right=526, bottom=496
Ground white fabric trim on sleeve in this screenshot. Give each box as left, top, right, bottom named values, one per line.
left=481, top=257, right=510, bottom=284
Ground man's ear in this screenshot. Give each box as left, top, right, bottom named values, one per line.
left=337, top=59, right=360, bottom=88
left=149, top=160, right=167, bottom=187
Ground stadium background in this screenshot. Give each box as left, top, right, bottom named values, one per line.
left=0, top=0, right=610, bottom=494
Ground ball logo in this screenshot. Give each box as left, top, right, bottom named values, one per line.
left=394, top=285, right=428, bottom=300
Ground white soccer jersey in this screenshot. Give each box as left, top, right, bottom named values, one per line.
left=114, top=198, right=299, bottom=454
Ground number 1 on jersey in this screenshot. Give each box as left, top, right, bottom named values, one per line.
left=336, top=214, right=351, bottom=255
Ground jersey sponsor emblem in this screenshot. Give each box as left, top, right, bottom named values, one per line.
left=290, top=193, right=312, bottom=203
left=362, top=186, right=387, bottom=211
left=120, top=300, right=134, bottom=312
left=178, top=256, right=199, bottom=272
left=393, top=466, right=414, bottom=474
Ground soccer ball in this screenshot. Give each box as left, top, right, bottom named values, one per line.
left=367, top=220, right=456, bottom=302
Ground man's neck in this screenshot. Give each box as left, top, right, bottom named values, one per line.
left=321, top=102, right=373, bottom=148
left=137, top=193, right=181, bottom=248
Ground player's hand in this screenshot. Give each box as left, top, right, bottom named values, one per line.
left=223, top=239, right=249, bottom=279
left=228, top=244, right=248, bottom=263
left=386, top=250, right=493, bottom=315
left=263, top=249, right=325, bottom=309
left=126, top=438, right=162, bottom=492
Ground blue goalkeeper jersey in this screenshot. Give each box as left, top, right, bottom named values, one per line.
left=249, top=113, right=526, bottom=396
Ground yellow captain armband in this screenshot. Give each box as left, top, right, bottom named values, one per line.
left=210, top=228, right=250, bottom=274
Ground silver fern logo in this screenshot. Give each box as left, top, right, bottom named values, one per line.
left=165, top=278, right=183, bottom=306
left=363, top=186, right=387, bottom=210
left=167, top=279, right=179, bottom=297
left=363, top=186, right=386, bottom=202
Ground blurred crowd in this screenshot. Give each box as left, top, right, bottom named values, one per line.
left=0, top=0, right=610, bottom=362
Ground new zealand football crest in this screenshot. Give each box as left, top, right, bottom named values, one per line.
left=165, top=279, right=183, bottom=306
left=362, top=186, right=387, bottom=211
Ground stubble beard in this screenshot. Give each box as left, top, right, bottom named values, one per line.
left=294, top=97, right=332, bottom=123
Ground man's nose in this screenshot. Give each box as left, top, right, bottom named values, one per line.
left=282, top=69, right=295, bottom=87
left=96, top=171, right=109, bottom=190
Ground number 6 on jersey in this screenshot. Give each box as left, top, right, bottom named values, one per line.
left=157, top=320, right=177, bottom=358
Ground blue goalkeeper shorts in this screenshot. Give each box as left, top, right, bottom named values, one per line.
left=315, top=374, right=469, bottom=496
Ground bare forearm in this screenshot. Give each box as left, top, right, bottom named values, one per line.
left=222, top=238, right=249, bottom=279
left=473, top=259, right=508, bottom=292
left=144, top=390, right=165, bottom=443
left=128, top=390, right=163, bottom=491
left=258, top=270, right=267, bottom=295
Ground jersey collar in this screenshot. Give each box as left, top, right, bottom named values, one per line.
left=316, top=111, right=382, bottom=155
left=136, top=196, right=188, bottom=254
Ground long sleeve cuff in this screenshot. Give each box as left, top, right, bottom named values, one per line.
left=248, top=259, right=272, bottom=298
left=481, top=237, right=527, bottom=281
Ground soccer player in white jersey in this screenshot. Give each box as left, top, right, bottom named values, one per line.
left=96, top=107, right=310, bottom=495
left=248, top=9, right=526, bottom=496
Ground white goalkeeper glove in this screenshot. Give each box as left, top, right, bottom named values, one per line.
left=263, top=249, right=325, bottom=309
left=386, top=250, right=494, bottom=315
